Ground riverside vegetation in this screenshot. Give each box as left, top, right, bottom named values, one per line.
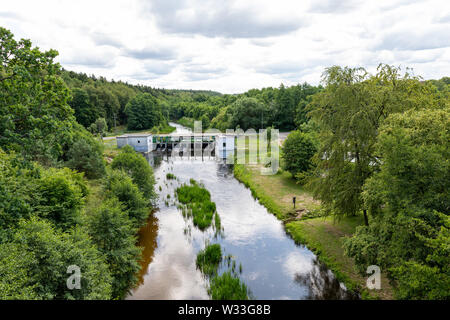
left=0, top=25, right=448, bottom=300
left=196, top=243, right=249, bottom=300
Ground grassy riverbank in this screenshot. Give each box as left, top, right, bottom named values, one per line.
left=233, top=164, right=394, bottom=299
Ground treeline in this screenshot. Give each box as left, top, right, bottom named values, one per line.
left=0, top=27, right=156, bottom=299
left=280, top=65, right=449, bottom=299
left=63, top=70, right=224, bottom=133
left=165, top=83, right=322, bottom=132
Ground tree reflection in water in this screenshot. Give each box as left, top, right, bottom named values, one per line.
left=294, top=257, right=359, bottom=300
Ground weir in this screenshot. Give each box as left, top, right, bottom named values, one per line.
left=116, top=133, right=235, bottom=159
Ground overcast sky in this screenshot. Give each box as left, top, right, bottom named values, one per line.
left=1, top=0, right=449, bottom=93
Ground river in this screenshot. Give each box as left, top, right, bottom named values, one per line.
left=127, top=122, right=355, bottom=300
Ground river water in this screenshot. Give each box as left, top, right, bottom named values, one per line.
left=127, top=123, right=355, bottom=300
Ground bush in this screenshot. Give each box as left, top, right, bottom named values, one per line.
left=34, top=167, right=87, bottom=230
left=111, top=145, right=156, bottom=202
left=66, top=125, right=106, bottom=179
left=104, top=169, right=149, bottom=228
left=281, top=131, right=317, bottom=179
left=0, top=217, right=112, bottom=299
left=87, top=198, right=141, bottom=299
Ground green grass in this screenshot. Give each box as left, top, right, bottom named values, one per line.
left=233, top=164, right=319, bottom=220
left=166, top=173, right=176, bottom=180
left=196, top=244, right=222, bottom=276
left=176, top=180, right=218, bottom=230
left=233, top=163, right=394, bottom=299
left=209, top=272, right=249, bottom=300
left=102, top=138, right=120, bottom=159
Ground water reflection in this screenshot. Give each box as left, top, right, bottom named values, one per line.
left=135, top=212, right=158, bottom=286
left=294, top=258, right=358, bottom=300
left=127, top=123, right=356, bottom=300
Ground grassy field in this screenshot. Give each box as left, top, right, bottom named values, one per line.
left=233, top=163, right=394, bottom=299
left=102, top=138, right=120, bottom=160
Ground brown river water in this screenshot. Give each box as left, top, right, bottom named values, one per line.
left=126, top=123, right=357, bottom=300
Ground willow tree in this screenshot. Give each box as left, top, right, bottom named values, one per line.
left=308, top=64, right=439, bottom=225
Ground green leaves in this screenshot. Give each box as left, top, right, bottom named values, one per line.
left=111, top=145, right=156, bottom=202
left=125, top=93, right=163, bottom=130
left=87, top=198, right=141, bottom=299
left=281, top=131, right=317, bottom=180
left=0, top=27, right=74, bottom=165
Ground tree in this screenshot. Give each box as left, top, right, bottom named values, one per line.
left=34, top=167, right=87, bottom=230
left=111, top=145, right=156, bottom=202
left=230, top=97, right=267, bottom=130
left=88, top=117, right=108, bottom=139
left=104, top=169, right=149, bottom=228
left=0, top=27, right=75, bottom=165
left=0, top=149, right=37, bottom=242
left=344, top=107, right=449, bottom=299
left=308, top=64, right=438, bottom=225
left=87, top=198, right=141, bottom=299
left=69, top=87, right=97, bottom=127
left=281, top=131, right=317, bottom=181
left=125, top=93, right=163, bottom=130
left=66, top=124, right=106, bottom=179
left=0, top=218, right=112, bottom=299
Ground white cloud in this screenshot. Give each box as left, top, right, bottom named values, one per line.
left=0, top=0, right=448, bottom=93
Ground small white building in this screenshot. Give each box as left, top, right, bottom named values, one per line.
left=116, top=134, right=153, bottom=153
left=215, top=134, right=235, bottom=159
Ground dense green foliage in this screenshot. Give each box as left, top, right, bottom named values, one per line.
left=0, top=217, right=112, bottom=299
left=104, top=169, right=149, bottom=228
left=281, top=131, right=317, bottom=181
left=0, top=27, right=75, bottom=165
left=344, top=108, right=449, bottom=299
left=87, top=198, right=141, bottom=299
left=176, top=180, right=217, bottom=230
left=125, top=93, right=163, bottom=130
left=308, top=65, right=440, bottom=225
left=111, top=145, right=156, bottom=202
left=196, top=244, right=222, bottom=276
left=0, top=27, right=156, bottom=300
left=65, top=124, right=106, bottom=179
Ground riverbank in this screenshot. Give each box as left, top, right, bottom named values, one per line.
left=233, top=163, right=394, bottom=300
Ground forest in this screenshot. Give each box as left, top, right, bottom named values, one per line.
left=0, top=25, right=449, bottom=300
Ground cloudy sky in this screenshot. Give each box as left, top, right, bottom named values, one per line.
left=1, top=0, right=449, bottom=93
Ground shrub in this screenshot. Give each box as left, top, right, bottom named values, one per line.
left=34, top=167, right=87, bottom=230
left=66, top=125, right=106, bottom=179
left=87, top=198, right=141, bottom=299
left=281, top=131, right=317, bottom=179
left=111, top=145, right=156, bottom=202
left=0, top=217, right=112, bottom=299
left=104, top=169, right=149, bottom=228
